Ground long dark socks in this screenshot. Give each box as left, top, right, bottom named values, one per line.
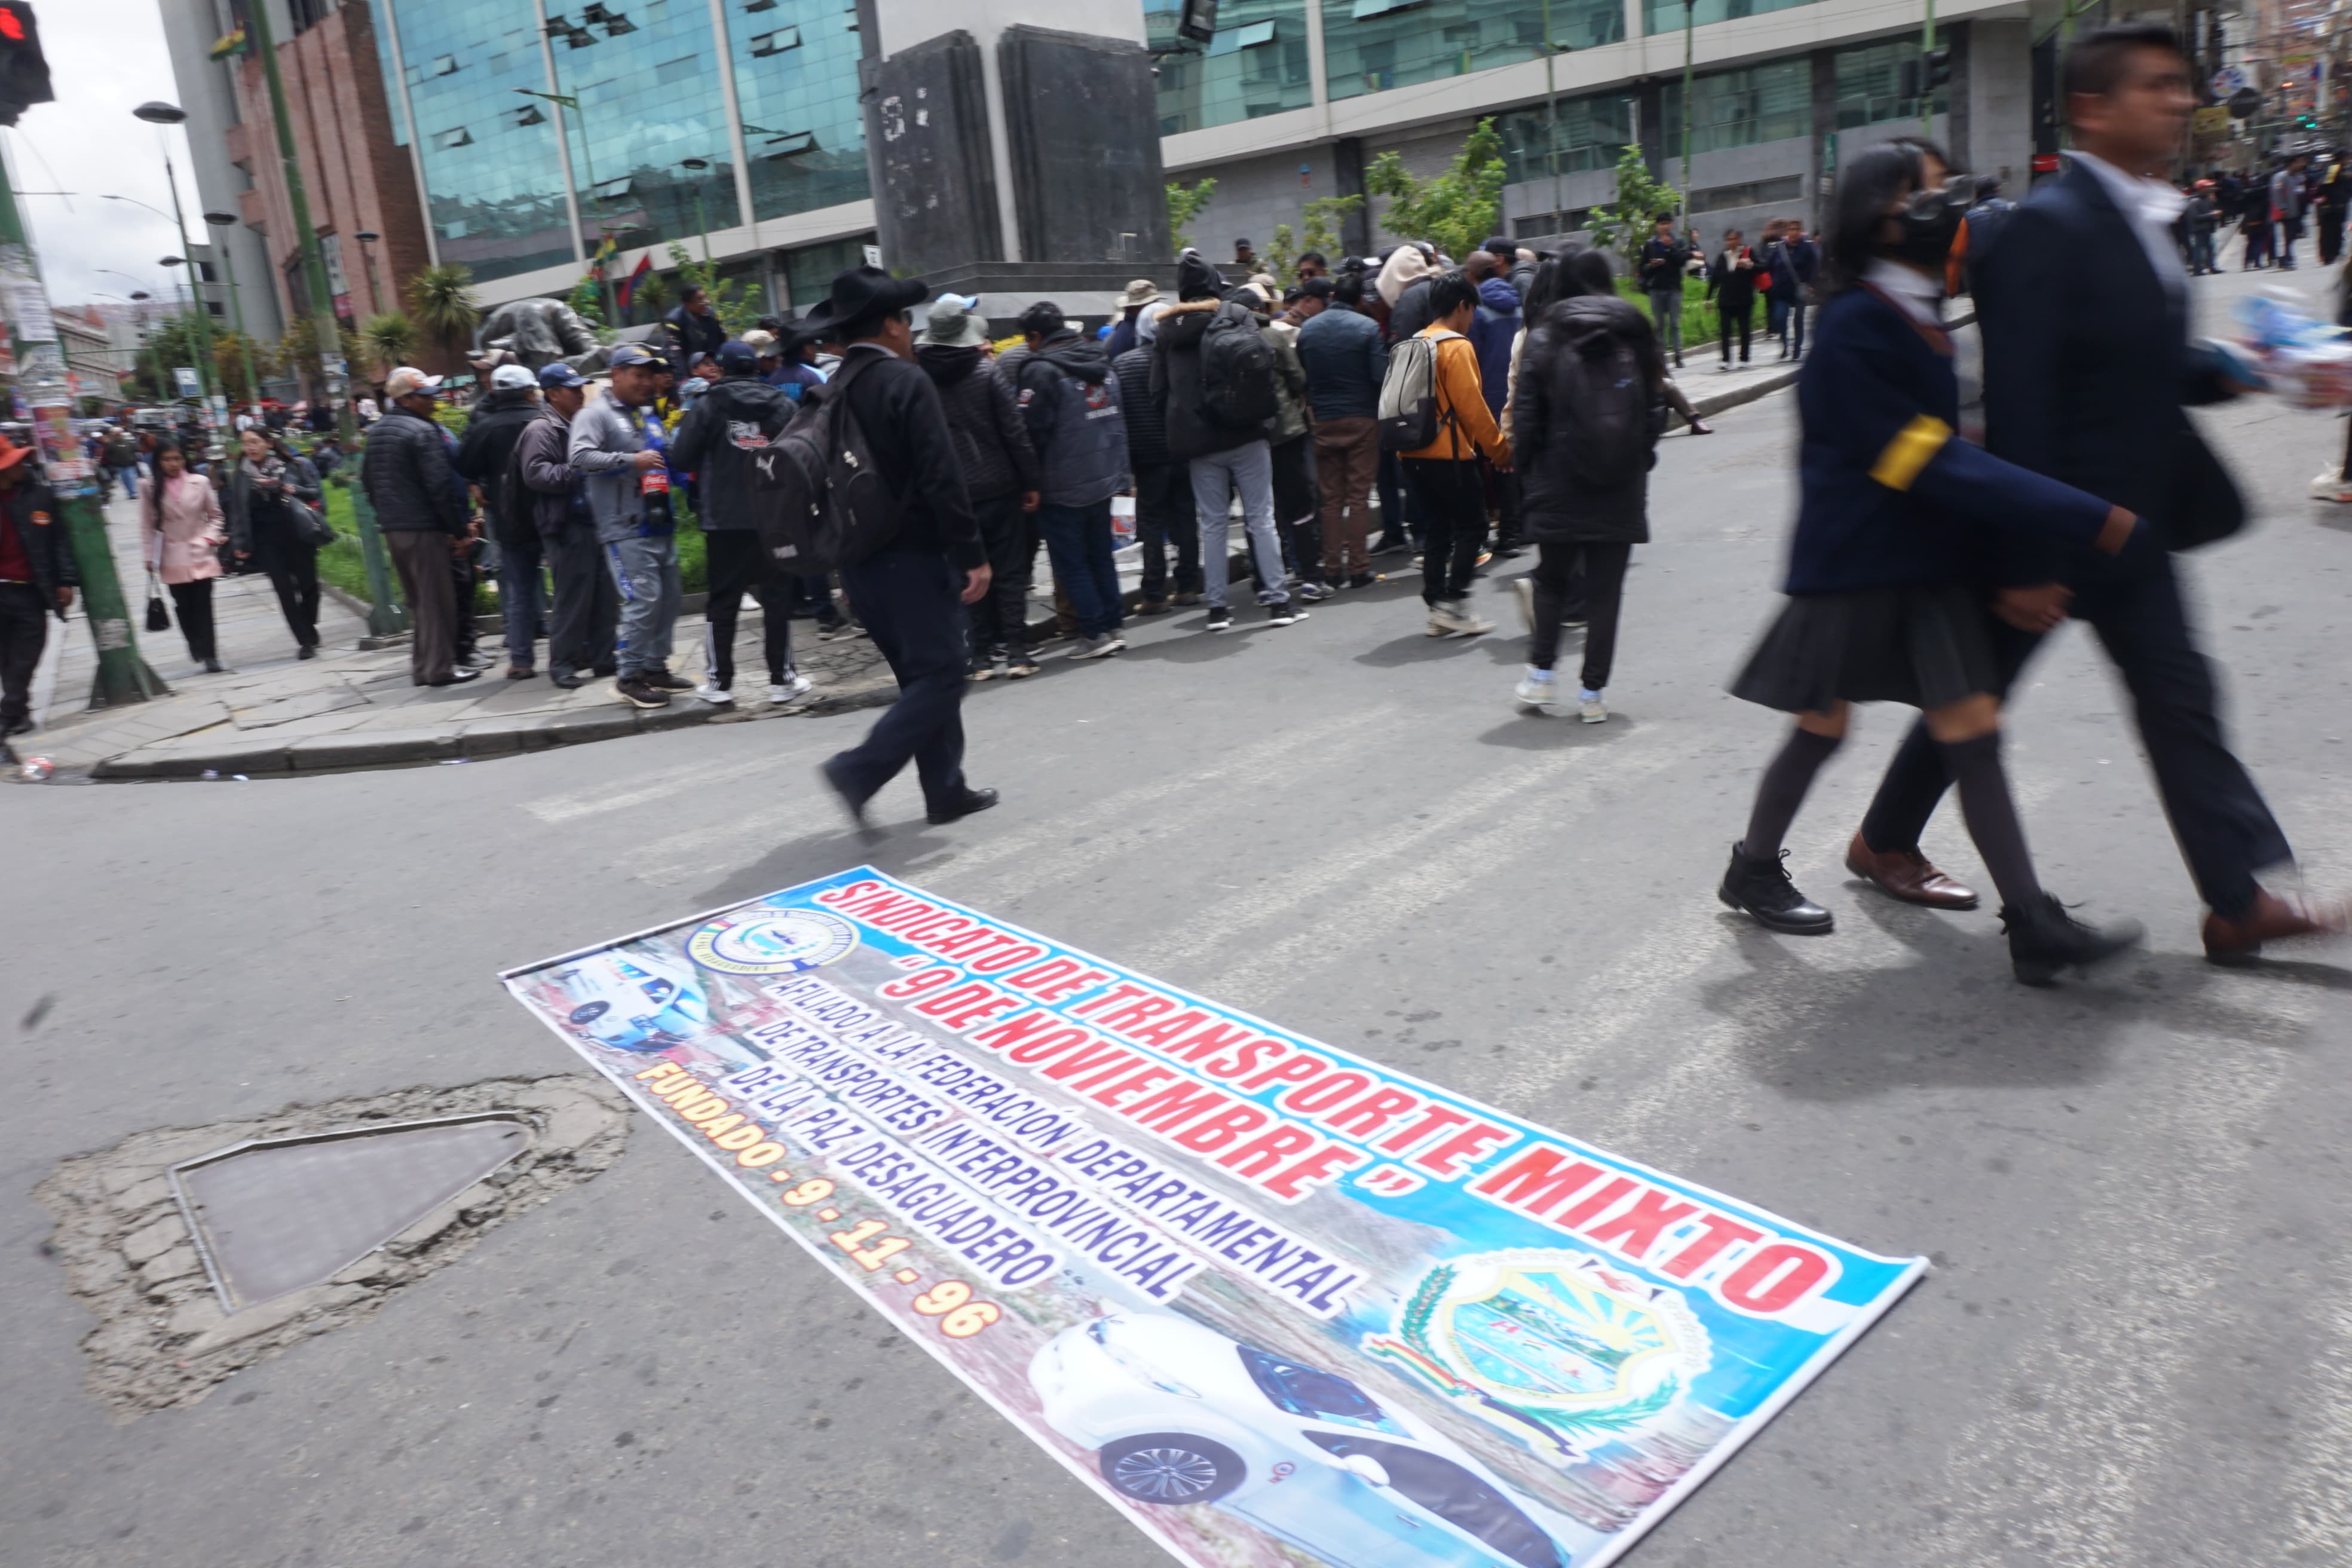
left=1742, top=727, right=1842, bottom=858
left=1938, top=731, right=2041, bottom=909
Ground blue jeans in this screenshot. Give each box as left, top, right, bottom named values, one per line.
left=1190, top=441, right=1288, bottom=608
left=1037, top=498, right=1122, bottom=638
left=498, top=531, right=547, bottom=669
left=605, top=532, right=680, bottom=677
left=109, top=464, right=138, bottom=497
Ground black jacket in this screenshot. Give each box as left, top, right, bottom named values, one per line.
left=1977, top=160, right=2239, bottom=576
left=1150, top=298, right=1262, bottom=460
left=835, top=345, right=985, bottom=569
left=0, top=477, right=78, bottom=602
left=916, top=345, right=1039, bottom=502
left=1113, top=344, right=1169, bottom=468
left=1705, top=247, right=1760, bottom=311
left=669, top=373, right=795, bottom=531
left=515, top=405, right=590, bottom=540
left=1513, top=298, right=1660, bottom=546
left=360, top=407, right=466, bottom=533
left=1386, top=276, right=1436, bottom=344
left=1637, top=237, right=1693, bottom=294
left=662, top=305, right=727, bottom=378
left=225, top=456, right=323, bottom=557
left=452, top=389, right=543, bottom=546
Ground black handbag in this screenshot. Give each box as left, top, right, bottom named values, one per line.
left=144, top=573, right=170, bottom=632
left=287, top=497, right=336, bottom=549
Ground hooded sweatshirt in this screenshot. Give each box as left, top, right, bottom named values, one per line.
left=917, top=343, right=1039, bottom=503
left=1376, top=244, right=1432, bottom=307
left=1151, top=253, right=1267, bottom=461
left=667, top=373, right=797, bottom=530
left=1468, top=275, right=1523, bottom=416
left=1014, top=329, right=1127, bottom=507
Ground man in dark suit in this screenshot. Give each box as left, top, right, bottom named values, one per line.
left=1848, top=23, right=2346, bottom=962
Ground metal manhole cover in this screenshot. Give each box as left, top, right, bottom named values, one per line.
left=171, top=1114, right=531, bottom=1311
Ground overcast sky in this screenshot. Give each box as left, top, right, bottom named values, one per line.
left=4, top=1, right=204, bottom=314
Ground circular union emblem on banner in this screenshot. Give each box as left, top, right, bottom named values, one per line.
left=687, top=908, right=859, bottom=975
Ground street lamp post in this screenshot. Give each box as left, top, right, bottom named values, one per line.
left=1921, top=0, right=1937, bottom=136
left=520, top=76, right=620, bottom=327
left=1540, top=0, right=1563, bottom=226
left=354, top=228, right=382, bottom=317
left=203, top=212, right=262, bottom=409
left=681, top=157, right=713, bottom=266
left=130, top=103, right=218, bottom=412
left=236, top=5, right=405, bottom=639
left=1682, top=0, right=1698, bottom=231
left=157, top=254, right=201, bottom=398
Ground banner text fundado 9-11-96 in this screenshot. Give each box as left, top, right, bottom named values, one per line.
left=502, top=868, right=1924, bottom=1568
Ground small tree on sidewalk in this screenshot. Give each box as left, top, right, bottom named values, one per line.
left=1365, top=118, right=1506, bottom=264
left=1585, top=146, right=1682, bottom=267
left=1168, top=177, right=1218, bottom=253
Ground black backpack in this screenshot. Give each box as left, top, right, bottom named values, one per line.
left=1554, top=324, right=1653, bottom=491
left=749, top=353, right=901, bottom=572
left=1197, top=304, right=1279, bottom=429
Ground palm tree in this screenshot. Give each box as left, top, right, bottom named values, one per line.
left=360, top=313, right=418, bottom=378
left=403, top=263, right=482, bottom=362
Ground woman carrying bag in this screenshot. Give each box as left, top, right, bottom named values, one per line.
left=226, top=427, right=329, bottom=659
left=146, top=441, right=228, bottom=672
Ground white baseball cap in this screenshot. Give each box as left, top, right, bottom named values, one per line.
left=491, top=363, right=537, bottom=390
left=384, top=366, right=443, bottom=399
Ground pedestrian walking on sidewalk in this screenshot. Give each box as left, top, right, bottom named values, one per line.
left=455, top=363, right=547, bottom=679
left=1115, top=302, right=1205, bottom=615
left=920, top=298, right=1042, bottom=679
left=515, top=362, right=617, bottom=689
left=1397, top=272, right=1511, bottom=638
left=363, top=368, right=478, bottom=687
left=0, top=434, right=75, bottom=737
left=1016, top=301, right=1130, bottom=660
left=1511, top=250, right=1663, bottom=724
left=226, top=427, right=326, bottom=661
left=1297, top=270, right=1387, bottom=588
left=669, top=339, right=812, bottom=708
left=1706, top=231, right=1760, bottom=369
left=570, top=342, right=688, bottom=709
left=145, top=441, right=226, bottom=672
left=809, top=267, right=998, bottom=832
left=1639, top=216, right=1696, bottom=366
left=1718, top=137, right=2146, bottom=984
left=1156, top=250, right=1300, bottom=633
left=1852, top=26, right=2350, bottom=966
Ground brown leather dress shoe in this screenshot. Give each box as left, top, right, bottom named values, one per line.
left=1846, top=832, right=1981, bottom=909
left=2201, top=888, right=2351, bottom=965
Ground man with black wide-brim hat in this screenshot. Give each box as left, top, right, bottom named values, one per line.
left=808, top=267, right=999, bottom=831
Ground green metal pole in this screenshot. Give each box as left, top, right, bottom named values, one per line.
left=246, top=0, right=403, bottom=636
left=1682, top=0, right=1696, bottom=231
left=0, top=145, right=166, bottom=706
left=161, top=148, right=216, bottom=409
left=1922, top=0, right=1938, bottom=136
left=1543, top=0, right=1563, bottom=222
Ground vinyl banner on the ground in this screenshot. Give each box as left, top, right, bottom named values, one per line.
left=503, top=869, right=1924, bottom=1568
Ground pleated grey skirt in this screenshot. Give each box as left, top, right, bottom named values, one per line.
left=1729, top=584, right=2004, bottom=715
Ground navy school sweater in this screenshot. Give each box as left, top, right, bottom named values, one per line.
left=1783, top=284, right=2120, bottom=596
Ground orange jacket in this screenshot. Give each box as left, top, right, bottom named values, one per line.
left=1399, top=326, right=1511, bottom=466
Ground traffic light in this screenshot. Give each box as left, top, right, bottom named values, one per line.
left=1900, top=48, right=1952, bottom=102
left=0, top=2, right=54, bottom=127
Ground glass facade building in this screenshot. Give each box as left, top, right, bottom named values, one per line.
left=375, top=0, right=869, bottom=286
left=1326, top=0, right=1621, bottom=103
left=1659, top=58, right=1814, bottom=155
left=1643, top=0, right=1821, bottom=36
left=1144, top=0, right=1312, bottom=135
left=1496, top=93, right=1636, bottom=184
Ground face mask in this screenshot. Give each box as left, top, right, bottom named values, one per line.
left=1892, top=174, right=1976, bottom=271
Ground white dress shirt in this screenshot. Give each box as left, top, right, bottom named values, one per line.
left=1864, top=258, right=1945, bottom=327
left=2069, top=149, right=2189, bottom=299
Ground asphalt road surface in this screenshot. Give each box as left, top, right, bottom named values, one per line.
left=10, top=265, right=2352, bottom=1568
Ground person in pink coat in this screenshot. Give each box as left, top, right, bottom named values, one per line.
left=146, top=442, right=227, bottom=672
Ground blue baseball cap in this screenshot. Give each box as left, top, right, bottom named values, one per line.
left=538, top=361, right=587, bottom=389
left=605, top=341, right=670, bottom=371
left=716, top=339, right=759, bottom=376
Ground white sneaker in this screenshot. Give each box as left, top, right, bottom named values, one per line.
left=694, top=681, right=734, bottom=705
left=1514, top=673, right=1560, bottom=712
left=1067, top=632, right=1125, bottom=659
left=1511, top=576, right=1535, bottom=635
left=768, top=673, right=814, bottom=705
left=2311, top=467, right=2345, bottom=500
left=1580, top=692, right=1609, bottom=724
left=1431, top=596, right=1494, bottom=636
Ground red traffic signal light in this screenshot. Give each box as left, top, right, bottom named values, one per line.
left=0, top=2, right=54, bottom=127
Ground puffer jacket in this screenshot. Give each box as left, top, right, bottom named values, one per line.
left=1112, top=344, right=1168, bottom=468
left=916, top=344, right=1039, bottom=502
left=1150, top=298, right=1263, bottom=461
left=1469, top=277, right=1522, bottom=416
left=669, top=373, right=796, bottom=529
left=1262, top=318, right=1311, bottom=446
left=360, top=407, right=466, bottom=533
left=1512, top=296, right=1661, bottom=545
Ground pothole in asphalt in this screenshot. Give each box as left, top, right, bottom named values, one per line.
left=34, top=1074, right=630, bottom=1417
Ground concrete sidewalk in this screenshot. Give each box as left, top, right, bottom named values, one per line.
left=20, top=359, right=1798, bottom=782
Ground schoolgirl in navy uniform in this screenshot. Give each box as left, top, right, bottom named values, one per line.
left=1718, top=138, right=2148, bottom=985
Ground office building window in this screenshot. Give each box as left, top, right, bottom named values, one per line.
left=1833, top=39, right=1947, bottom=128
left=381, top=0, right=577, bottom=283
left=1643, top=0, right=1820, bottom=36
left=1659, top=58, right=1811, bottom=155
left=1325, top=0, right=1622, bottom=103
left=781, top=234, right=871, bottom=313
left=718, top=0, right=868, bottom=221
left=1145, top=0, right=1311, bottom=134
left=545, top=0, right=743, bottom=250
left=1495, top=93, right=1635, bottom=184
